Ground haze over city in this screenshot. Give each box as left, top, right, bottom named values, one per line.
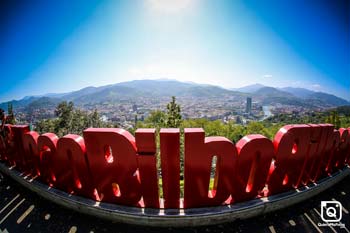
left=0, top=0, right=349, bottom=102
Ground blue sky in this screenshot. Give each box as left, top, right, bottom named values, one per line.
left=0, top=0, right=349, bottom=102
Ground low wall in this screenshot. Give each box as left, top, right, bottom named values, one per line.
left=0, top=124, right=349, bottom=210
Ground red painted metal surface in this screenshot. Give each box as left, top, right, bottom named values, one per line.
left=83, top=128, right=141, bottom=206
left=0, top=124, right=14, bottom=162
left=233, top=134, right=274, bottom=202
left=160, top=128, right=180, bottom=208
left=0, top=124, right=350, bottom=209
left=267, top=125, right=312, bottom=195
left=22, top=131, right=40, bottom=176
left=11, top=125, right=30, bottom=170
left=135, top=128, right=160, bottom=208
left=37, top=133, right=59, bottom=185
left=184, top=128, right=235, bottom=208
left=54, top=134, right=93, bottom=198
left=304, top=124, right=334, bottom=183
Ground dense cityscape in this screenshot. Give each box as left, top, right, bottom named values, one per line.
left=2, top=80, right=348, bottom=132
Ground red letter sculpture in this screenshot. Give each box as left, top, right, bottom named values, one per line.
left=184, top=128, right=236, bottom=208
left=160, top=128, right=180, bottom=208
left=268, top=125, right=311, bottom=195
left=233, top=134, right=274, bottom=202
left=135, top=128, right=160, bottom=208
left=84, top=128, right=141, bottom=206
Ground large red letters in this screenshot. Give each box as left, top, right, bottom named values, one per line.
left=135, top=129, right=160, bottom=208
left=83, top=128, right=141, bottom=206
left=37, top=133, right=58, bottom=185
left=267, top=125, right=311, bottom=195
left=184, top=128, right=236, bottom=208
left=233, top=135, right=274, bottom=202
left=160, top=129, right=180, bottom=208
left=22, top=131, right=40, bottom=176
left=0, top=124, right=349, bottom=209
left=53, top=134, right=93, bottom=198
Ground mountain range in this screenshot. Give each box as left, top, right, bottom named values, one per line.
left=1, top=80, right=349, bottom=112
left=234, top=83, right=349, bottom=107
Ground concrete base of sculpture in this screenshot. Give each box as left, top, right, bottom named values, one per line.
left=0, top=162, right=349, bottom=227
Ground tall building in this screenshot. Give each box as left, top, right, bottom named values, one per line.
left=246, top=97, right=252, bottom=114
left=132, top=104, right=138, bottom=112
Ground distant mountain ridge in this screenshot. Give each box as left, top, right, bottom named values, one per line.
left=278, top=86, right=349, bottom=106
left=231, top=84, right=265, bottom=93
left=233, top=83, right=349, bottom=107
left=280, top=87, right=315, bottom=98
left=1, top=80, right=349, bottom=111
left=254, top=87, right=295, bottom=98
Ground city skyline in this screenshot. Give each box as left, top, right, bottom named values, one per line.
left=1, top=0, right=349, bottom=102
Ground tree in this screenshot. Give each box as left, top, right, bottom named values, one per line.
left=89, top=109, right=102, bottom=128
left=145, top=110, right=166, bottom=127
left=36, top=101, right=111, bottom=136
left=246, top=122, right=268, bottom=137
left=165, top=96, right=182, bottom=128
left=35, top=118, right=57, bottom=134
left=55, top=101, right=74, bottom=135
left=326, top=111, right=341, bottom=129
left=6, top=102, right=16, bottom=125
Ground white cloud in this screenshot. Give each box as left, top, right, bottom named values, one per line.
left=128, top=63, right=179, bottom=78
left=262, top=74, right=272, bottom=79
left=310, top=83, right=322, bottom=91
left=146, top=0, right=197, bottom=14
left=126, top=61, right=234, bottom=88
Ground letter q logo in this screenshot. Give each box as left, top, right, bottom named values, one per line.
left=321, top=201, right=342, bottom=223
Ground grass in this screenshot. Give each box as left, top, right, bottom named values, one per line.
left=158, top=178, right=215, bottom=198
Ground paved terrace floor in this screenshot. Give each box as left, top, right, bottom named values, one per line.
left=0, top=172, right=349, bottom=233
